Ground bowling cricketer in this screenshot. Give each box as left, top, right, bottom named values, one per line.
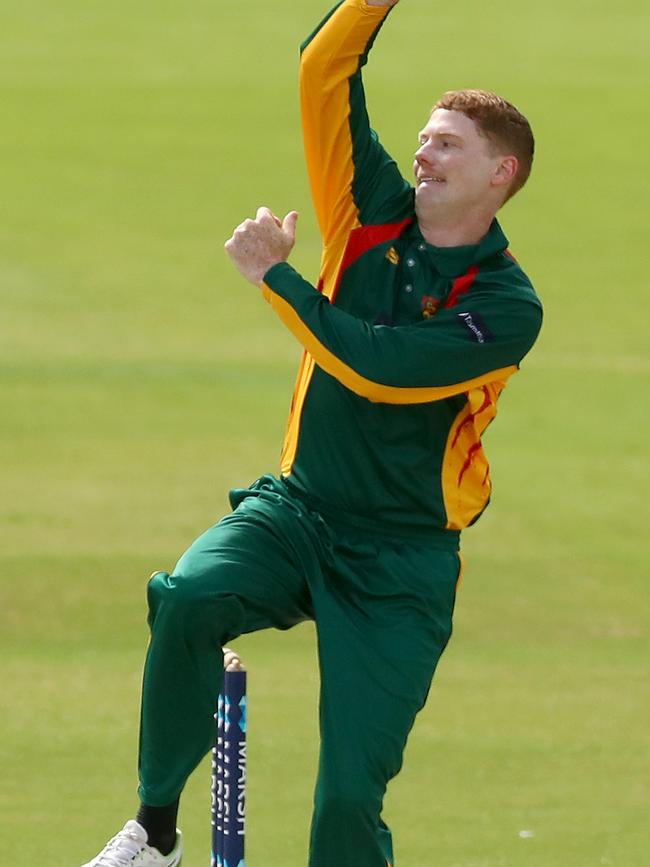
left=81, top=1, right=542, bottom=865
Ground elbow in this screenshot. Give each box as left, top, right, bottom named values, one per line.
left=299, top=37, right=331, bottom=83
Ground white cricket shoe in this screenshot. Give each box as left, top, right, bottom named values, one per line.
left=80, top=819, right=182, bottom=866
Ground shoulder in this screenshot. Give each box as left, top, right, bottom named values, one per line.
left=475, top=250, right=542, bottom=314
left=459, top=255, right=543, bottom=350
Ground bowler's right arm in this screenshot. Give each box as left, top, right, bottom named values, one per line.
left=300, top=0, right=411, bottom=286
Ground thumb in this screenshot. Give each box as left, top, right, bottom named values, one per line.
left=282, top=210, right=299, bottom=241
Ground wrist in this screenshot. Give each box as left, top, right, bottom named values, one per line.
left=263, top=261, right=293, bottom=284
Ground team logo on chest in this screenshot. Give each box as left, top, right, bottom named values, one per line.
left=421, top=295, right=440, bottom=318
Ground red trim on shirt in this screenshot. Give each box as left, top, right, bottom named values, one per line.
left=332, top=218, right=413, bottom=301
left=444, top=265, right=480, bottom=309
left=458, top=441, right=483, bottom=486
left=450, top=386, right=492, bottom=449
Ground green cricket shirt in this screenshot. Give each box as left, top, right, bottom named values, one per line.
left=261, top=0, right=543, bottom=541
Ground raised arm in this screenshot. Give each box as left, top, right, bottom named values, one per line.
left=300, top=0, right=411, bottom=251
left=261, top=261, right=542, bottom=404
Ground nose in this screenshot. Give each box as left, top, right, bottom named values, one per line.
left=414, top=140, right=433, bottom=164
left=414, top=149, right=432, bottom=171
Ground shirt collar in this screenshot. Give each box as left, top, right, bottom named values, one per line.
left=407, top=219, right=509, bottom=277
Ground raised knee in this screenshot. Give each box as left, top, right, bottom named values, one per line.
left=146, top=569, right=244, bottom=639
left=147, top=568, right=217, bottom=609
left=147, top=570, right=192, bottom=620
left=148, top=569, right=195, bottom=607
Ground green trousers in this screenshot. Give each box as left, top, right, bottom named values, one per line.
left=138, top=475, right=461, bottom=867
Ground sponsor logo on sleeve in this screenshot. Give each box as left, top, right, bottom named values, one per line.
left=457, top=311, right=493, bottom=343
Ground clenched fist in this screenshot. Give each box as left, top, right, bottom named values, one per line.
left=225, top=207, right=299, bottom=286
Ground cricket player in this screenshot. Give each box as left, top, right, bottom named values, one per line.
left=81, top=0, right=542, bottom=864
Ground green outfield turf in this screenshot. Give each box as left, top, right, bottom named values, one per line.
left=1, top=1, right=648, bottom=865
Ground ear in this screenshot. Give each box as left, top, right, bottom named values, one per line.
left=492, top=155, right=518, bottom=189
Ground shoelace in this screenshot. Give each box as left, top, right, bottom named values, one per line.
left=94, top=828, right=146, bottom=866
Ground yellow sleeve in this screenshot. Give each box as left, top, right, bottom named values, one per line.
left=300, top=1, right=410, bottom=263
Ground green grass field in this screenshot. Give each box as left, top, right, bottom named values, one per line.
left=1, top=0, right=648, bottom=864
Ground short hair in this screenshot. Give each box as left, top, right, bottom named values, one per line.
left=432, top=89, right=534, bottom=202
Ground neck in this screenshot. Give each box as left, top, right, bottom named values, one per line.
left=416, top=204, right=496, bottom=248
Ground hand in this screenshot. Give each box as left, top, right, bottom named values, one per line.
left=225, top=207, right=299, bottom=286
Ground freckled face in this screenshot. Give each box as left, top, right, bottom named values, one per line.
left=413, top=109, right=502, bottom=216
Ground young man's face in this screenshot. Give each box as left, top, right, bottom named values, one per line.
left=413, top=108, right=511, bottom=219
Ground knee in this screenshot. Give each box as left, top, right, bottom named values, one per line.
left=146, top=569, right=244, bottom=641
left=147, top=570, right=196, bottom=617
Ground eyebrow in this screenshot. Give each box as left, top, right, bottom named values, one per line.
left=419, top=131, right=464, bottom=141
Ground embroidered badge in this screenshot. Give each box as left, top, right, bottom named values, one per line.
left=457, top=311, right=493, bottom=343
left=385, top=247, right=400, bottom=265
left=421, top=295, right=440, bottom=319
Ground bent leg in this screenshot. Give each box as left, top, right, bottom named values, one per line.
left=138, top=479, right=325, bottom=805
left=308, top=533, right=461, bottom=867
